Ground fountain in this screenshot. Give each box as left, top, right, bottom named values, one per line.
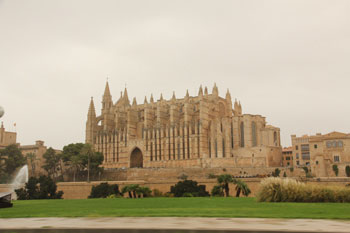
left=10, top=165, right=29, bottom=199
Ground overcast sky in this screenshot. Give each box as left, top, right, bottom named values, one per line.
left=0, top=0, right=349, bottom=149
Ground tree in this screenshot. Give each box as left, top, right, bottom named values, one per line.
left=15, top=176, right=63, bottom=200
left=232, top=179, right=251, bottom=197
left=211, top=185, right=224, bottom=197
left=121, top=185, right=133, bottom=198
left=346, top=166, right=350, bottom=178
left=272, top=168, right=281, bottom=177
left=61, top=143, right=103, bottom=182
left=26, top=153, right=38, bottom=177
left=217, top=174, right=233, bottom=197
left=0, top=144, right=26, bottom=182
left=89, top=182, right=120, bottom=198
left=332, top=165, right=339, bottom=176
left=170, top=180, right=209, bottom=197
left=42, top=148, right=62, bottom=179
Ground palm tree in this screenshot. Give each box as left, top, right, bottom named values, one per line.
left=232, top=179, right=251, bottom=197
left=121, top=185, right=133, bottom=198
left=137, top=186, right=152, bottom=198
left=217, top=174, right=233, bottom=197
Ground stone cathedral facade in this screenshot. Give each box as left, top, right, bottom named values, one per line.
left=86, top=82, right=282, bottom=169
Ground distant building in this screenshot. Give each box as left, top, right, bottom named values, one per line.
left=282, top=147, right=293, bottom=167
left=0, top=122, right=16, bottom=149
left=291, top=132, right=350, bottom=177
left=20, top=140, right=62, bottom=177
left=86, top=82, right=282, bottom=169
left=0, top=122, right=61, bottom=177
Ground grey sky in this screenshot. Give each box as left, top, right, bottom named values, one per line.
left=0, top=0, right=349, bottom=149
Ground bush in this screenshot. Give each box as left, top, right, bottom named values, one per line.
left=211, top=185, right=224, bottom=197
left=272, top=168, right=280, bottom=177
left=89, top=182, right=120, bottom=198
left=153, top=189, right=164, bottom=197
left=15, top=176, right=63, bottom=200
left=256, top=177, right=350, bottom=203
left=170, top=180, right=210, bottom=197
left=346, top=166, right=350, bottom=177
left=332, top=165, right=339, bottom=176
left=207, top=173, right=217, bottom=179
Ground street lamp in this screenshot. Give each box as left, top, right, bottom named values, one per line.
left=0, top=106, right=4, bottom=118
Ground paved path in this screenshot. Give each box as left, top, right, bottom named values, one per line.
left=0, top=217, right=350, bottom=232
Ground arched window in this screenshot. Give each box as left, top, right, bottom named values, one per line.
left=231, top=122, right=234, bottom=149
left=215, top=139, right=218, bottom=157
left=252, top=122, right=257, bottom=147
left=240, top=122, right=245, bottom=147
left=222, top=138, right=225, bottom=157
left=274, top=131, right=278, bottom=146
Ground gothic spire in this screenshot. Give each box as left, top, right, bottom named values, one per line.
left=103, top=81, right=111, bottom=97
left=171, top=91, right=176, bottom=103
left=88, top=97, right=96, bottom=118
left=225, top=89, right=231, bottom=101
left=160, top=93, right=164, bottom=101
left=144, top=96, right=148, bottom=104
left=132, top=97, right=137, bottom=106
left=198, top=85, right=203, bottom=96
left=150, top=94, right=154, bottom=103
left=212, top=83, right=218, bottom=96
left=204, top=86, right=208, bottom=95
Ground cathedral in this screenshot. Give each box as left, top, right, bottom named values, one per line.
left=86, top=82, right=282, bottom=169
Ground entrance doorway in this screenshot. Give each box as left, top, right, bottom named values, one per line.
left=130, top=147, right=143, bottom=168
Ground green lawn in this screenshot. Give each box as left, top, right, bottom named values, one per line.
left=1, top=197, right=350, bottom=219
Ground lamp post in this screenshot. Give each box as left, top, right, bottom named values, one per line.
left=0, top=106, right=4, bottom=118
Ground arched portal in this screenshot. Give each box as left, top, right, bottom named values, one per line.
left=130, top=147, right=143, bottom=168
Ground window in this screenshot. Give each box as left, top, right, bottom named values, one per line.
left=252, top=122, right=257, bottom=147
left=296, top=145, right=299, bottom=150
left=286, top=156, right=291, bottom=161
left=287, top=162, right=290, bottom=166
left=240, top=122, right=244, bottom=147
left=334, top=155, right=340, bottom=162
left=302, top=152, right=310, bottom=160
left=316, top=161, right=319, bottom=165
left=314, top=144, right=317, bottom=149
left=306, top=162, right=310, bottom=166
left=338, top=141, right=343, bottom=147
left=301, top=144, right=309, bottom=151
left=326, top=141, right=332, bottom=148
left=296, top=161, right=300, bottom=165
left=332, top=141, right=337, bottom=147
left=296, top=153, right=299, bottom=159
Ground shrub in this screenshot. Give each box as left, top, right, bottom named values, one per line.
left=121, top=184, right=152, bottom=198
left=256, top=177, right=350, bottom=203
left=346, top=166, right=350, bottom=177
left=332, top=165, right=339, bottom=176
left=89, top=182, right=120, bottom=198
left=211, top=185, right=224, bottom=197
left=272, top=168, right=280, bottom=177
left=15, top=176, right=63, bottom=200
left=283, top=172, right=287, bottom=177
left=178, top=174, right=188, bottom=180
left=170, top=180, right=210, bottom=197
left=207, top=173, right=217, bottom=179
left=153, top=189, right=164, bottom=197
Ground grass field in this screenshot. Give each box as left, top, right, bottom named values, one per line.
left=1, top=197, right=350, bottom=219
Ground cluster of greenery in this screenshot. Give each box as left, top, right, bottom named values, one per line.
left=212, top=174, right=251, bottom=197
left=272, top=168, right=281, bottom=177
left=121, top=184, right=152, bottom=198
left=170, top=180, right=210, bottom=197
left=42, top=143, right=104, bottom=181
left=15, top=176, right=63, bottom=200
left=333, top=165, right=339, bottom=176
left=89, top=183, right=152, bottom=199
left=2, top=198, right=350, bottom=219
left=257, top=177, right=350, bottom=203
left=0, top=145, right=26, bottom=183
left=89, top=182, right=121, bottom=198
